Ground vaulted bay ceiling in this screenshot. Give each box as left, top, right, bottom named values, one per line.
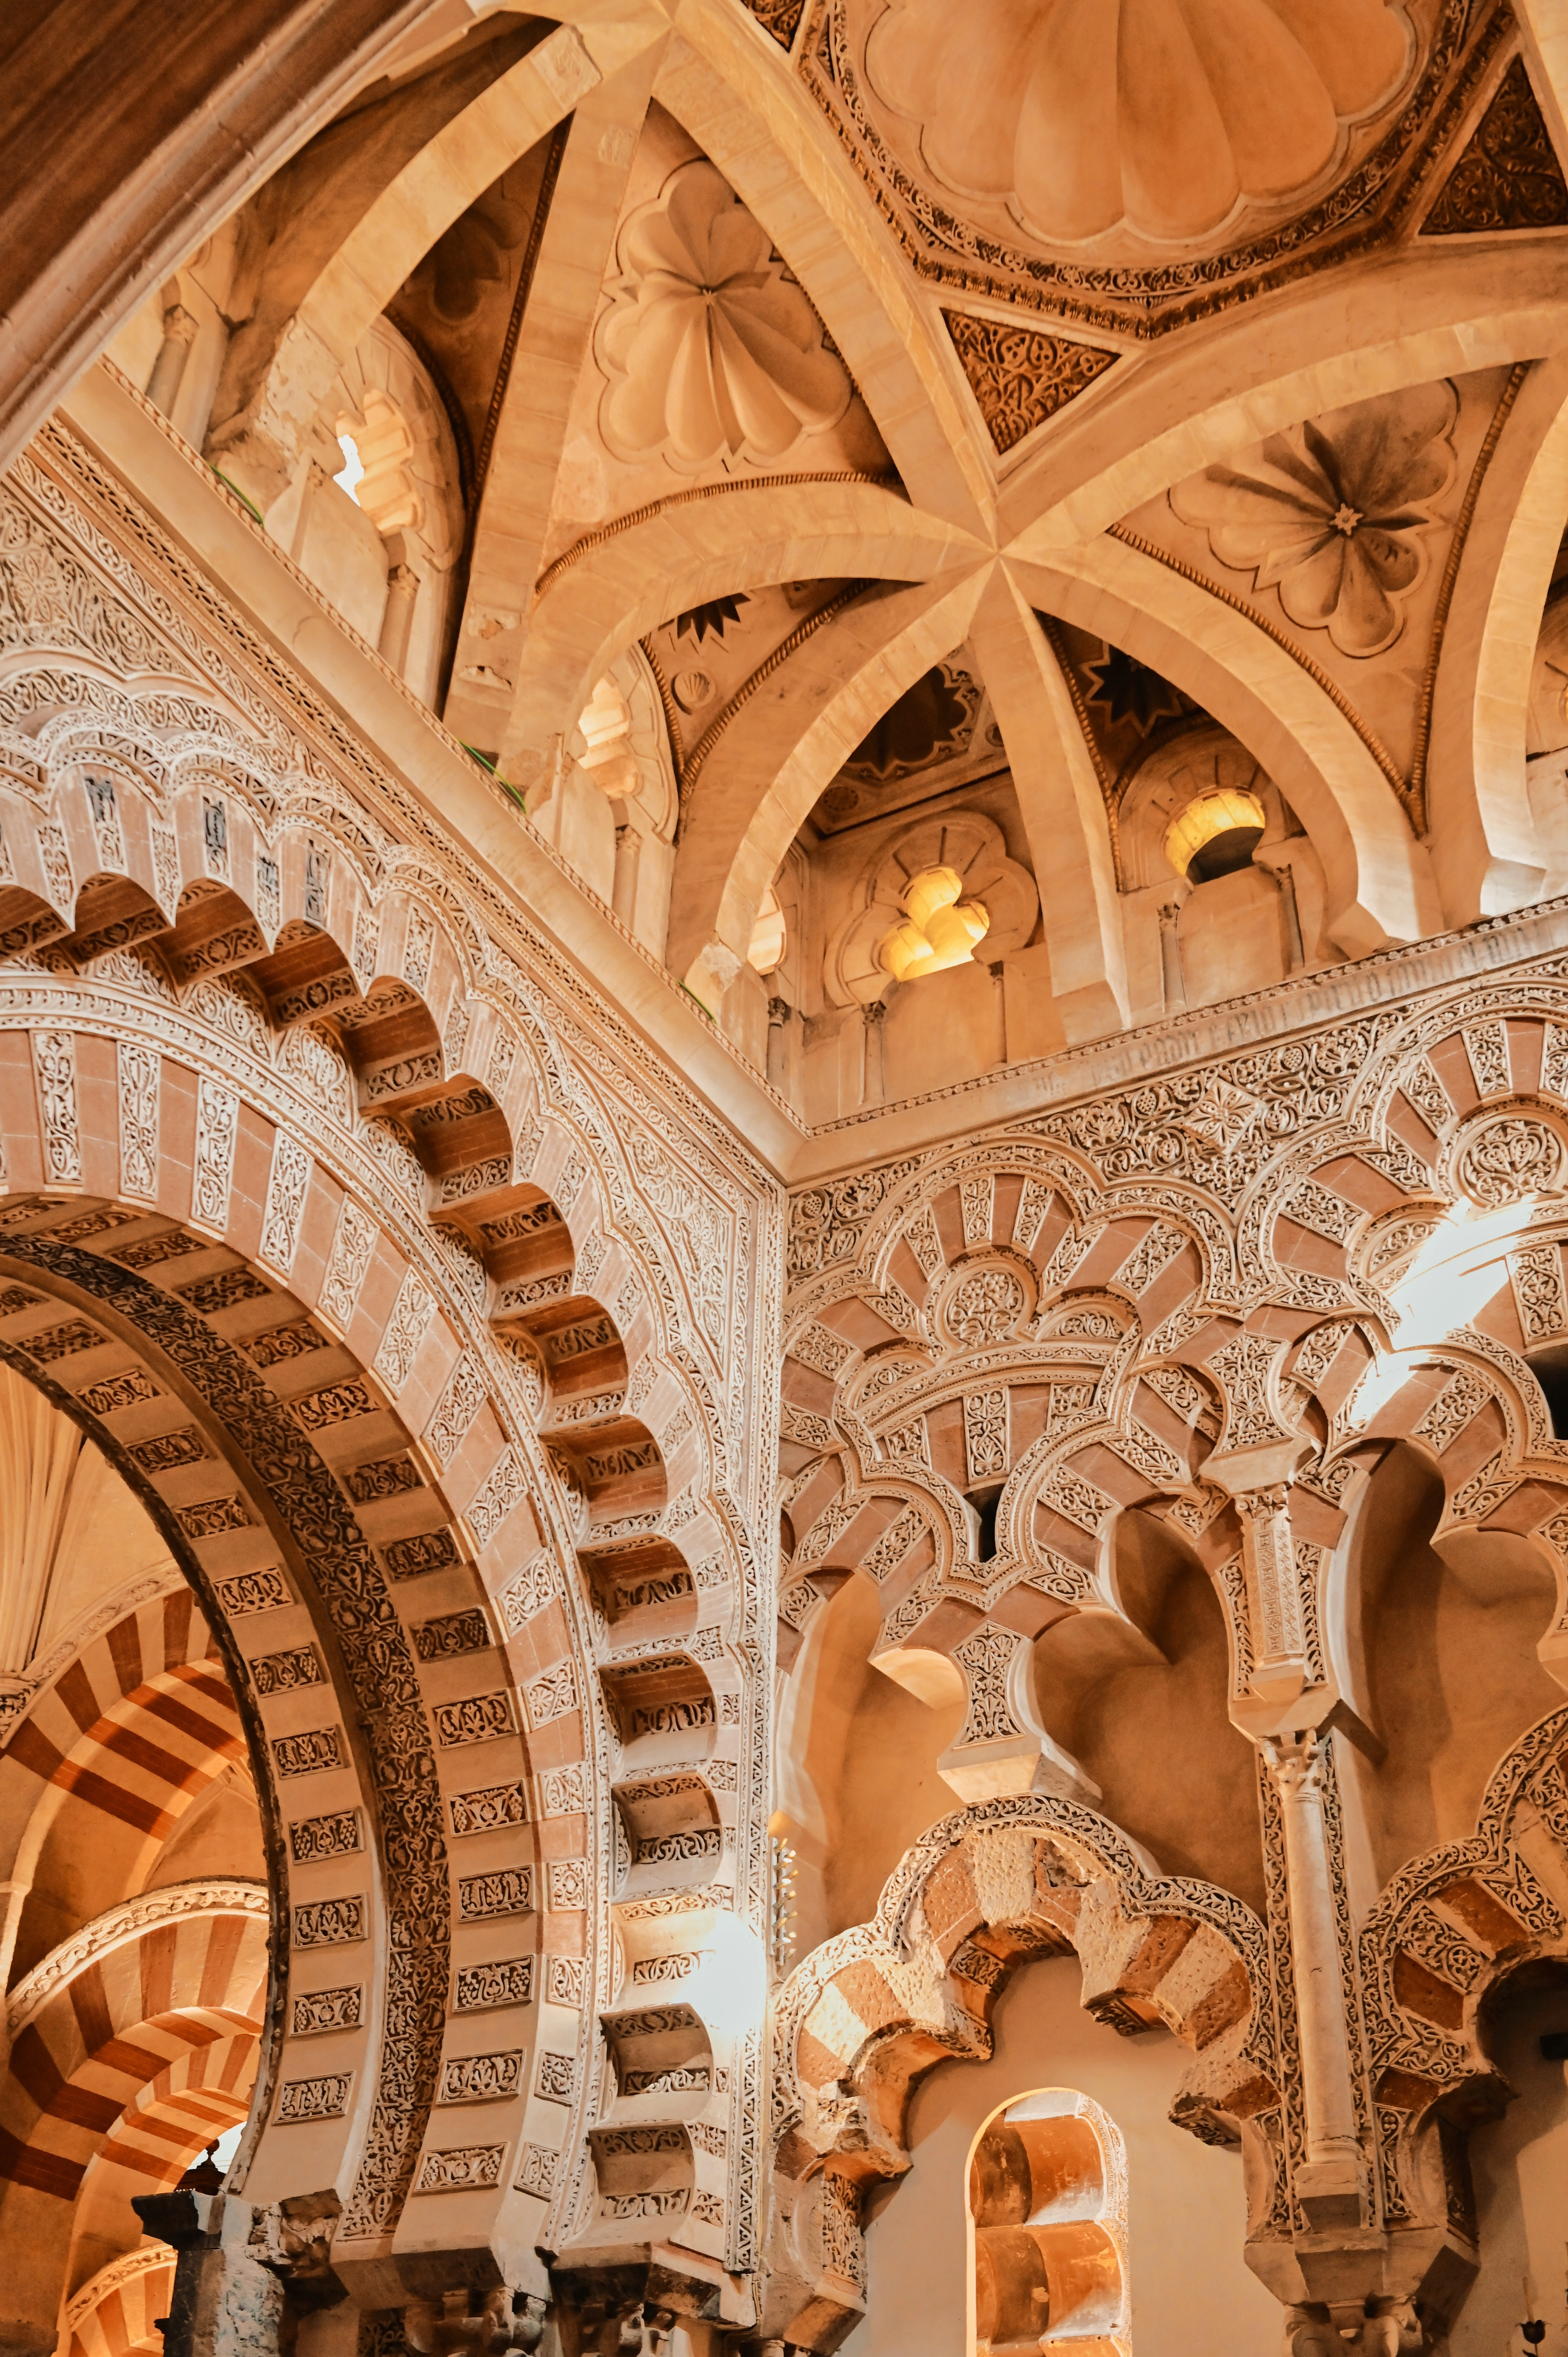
left=67, top=0, right=1568, bottom=1134
left=16, top=0, right=1568, bottom=2350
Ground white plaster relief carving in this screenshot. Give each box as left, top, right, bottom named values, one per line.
left=426, top=1353, right=488, bottom=1468
left=1171, top=383, right=1458, bottom=657
left=191, top=1076, right=238, bottom=1232
left=1464, top=1021, right=1511, bottom=1101
left=259, top=1131, right=311, bottom=1275
left=116, top=1038, right=158, bottom=1199
left=33, top=1030, right=80, bottom=1182
left=864, top=0, right=1410, bottom=249
left=963, top=1388, right=1008, bottom=1484
left=320, top=1196, right=376, bottom=1330
left=374, top=1269, right=434, bottom=1389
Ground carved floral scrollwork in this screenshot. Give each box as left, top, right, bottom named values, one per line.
left=1454, top=1113, right=1565, bottom=1207
left=944, top=1262, right=1028, bottom=1345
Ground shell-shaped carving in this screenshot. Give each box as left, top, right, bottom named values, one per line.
left=865, top=0, right=1411, bottom=248
left=597, top=162, right=853, bottom=470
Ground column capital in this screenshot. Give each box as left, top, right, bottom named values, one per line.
left=404, top=2287, right=547, bottom=2356
left=1264, top=1726, right=1326, bottom=1799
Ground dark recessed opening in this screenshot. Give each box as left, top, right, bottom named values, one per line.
left=967, top=1483, right=1003, bottom=1564
left=1527, top=1344, right=1568, bottom=1438
left=1187, top=825, right=1263, bottom=884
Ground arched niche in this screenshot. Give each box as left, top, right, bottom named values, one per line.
left=1330, top=1441, right=1563, bottom=1897
left=772, top=1571, right=965, bottom=1958
left=1446, top=1965, right=1568, bottom=2357
left=967, top=2088, right=1127, bottom=2357
left=1031, top=1507, right=1265, bottom=1915
left=775, top=1802, right=1275, bottom=2357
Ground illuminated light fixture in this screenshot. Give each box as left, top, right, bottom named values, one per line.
left=1163, top=786, right=1266, bottom=882
left=748, top=885, right=786, bottom=974
left=333, top=433, right=364, bottom=504
left=880, top=864, right=990, bottom=982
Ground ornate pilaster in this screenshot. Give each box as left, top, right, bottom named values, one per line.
left=1236, top=1486, right=1308, bottom=1703
left=862, top=996, right=887, bottom=1105
left=1264, top=1733, right=1367, bottom=2233
left=1158, top=898, right=1186, bottom=1011
left=765, top=995, right=791, bottom=1092
left=611, top=817, right=643, bottom=931
left=377, top=559, right=421, bottom=675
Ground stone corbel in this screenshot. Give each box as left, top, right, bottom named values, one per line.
left=1288, top=2297, right=1424, bottom=2357
left=503, top=731, right=565, bottom=821
left=204, top=310, right=343, bottom=515
left=936, top=1623, right=1100, bottom=1806
left=548, top=2257, right=746, bottom=2355
left=683, top=935, right=745, bottom=1017
left=549, top=2288, right=672, bottom=2357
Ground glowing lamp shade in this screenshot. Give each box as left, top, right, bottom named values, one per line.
left=881, top=864, right=990, bottom=982
left=1163, top=787, right=1265, bottom=881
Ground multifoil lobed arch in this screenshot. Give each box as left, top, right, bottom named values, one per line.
left=767, top=1796, right=1274, bottom=2349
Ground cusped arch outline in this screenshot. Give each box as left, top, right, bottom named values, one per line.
left=770, top=1795, right=1275, bottom=2347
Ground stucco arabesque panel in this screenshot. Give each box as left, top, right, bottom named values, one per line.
left=0, top=1001, right=768, bottom=2261
left=10, top=416, right=780, bottom=1269
left=780, top=959, right=1568, bottom=1683
left=2, top=424, right=778, bottom=1559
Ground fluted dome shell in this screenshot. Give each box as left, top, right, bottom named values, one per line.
left=865, top=0, right=1411, bottom=247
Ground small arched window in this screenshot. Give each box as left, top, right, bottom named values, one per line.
left=968, top=2088, right=1128, bottom=2356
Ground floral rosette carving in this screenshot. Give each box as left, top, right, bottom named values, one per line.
left=597, top=161, right=853, bottom=471
left=1170, top=382, right=1458, bottom=656
left=941, top=1260, right=1031, bottom=1346
left=1454, top=1113, right=1566, bottom=1208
